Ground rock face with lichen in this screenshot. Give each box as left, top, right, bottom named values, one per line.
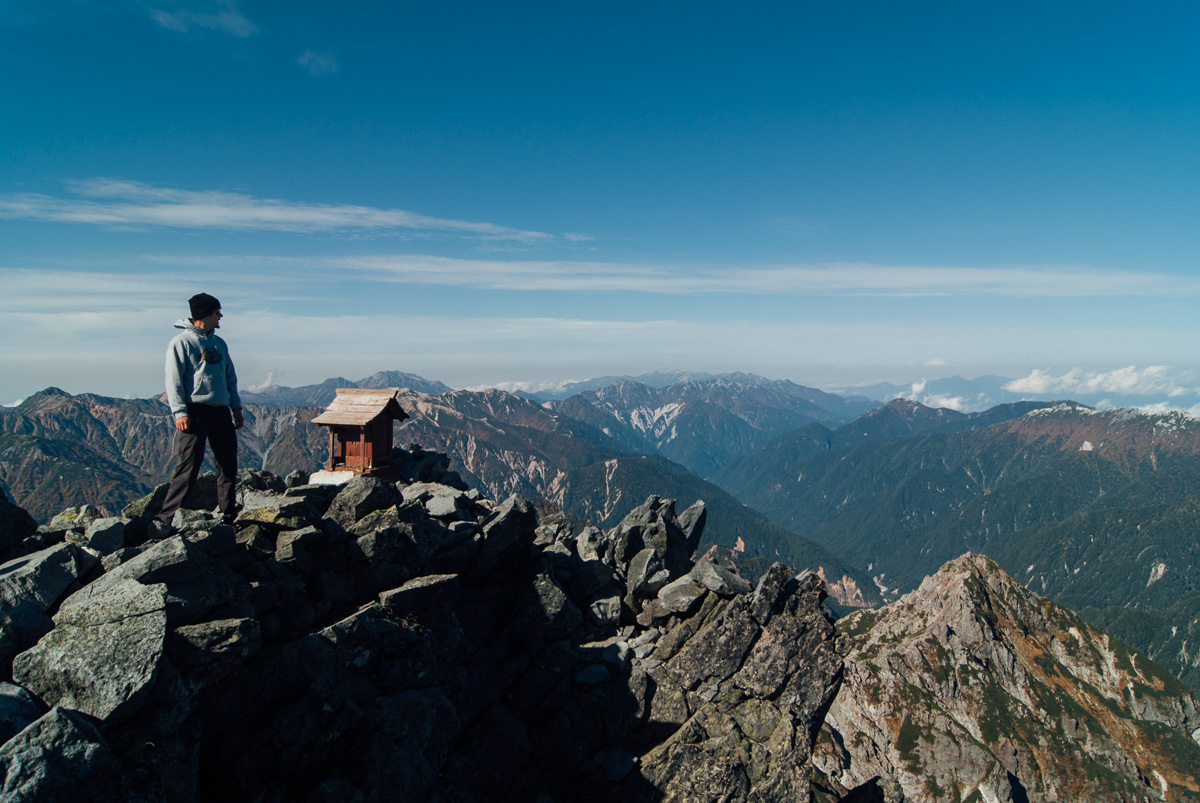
left=814, top=554, right=1200, bottom=803
left=0, top=454, right=842, bottom=802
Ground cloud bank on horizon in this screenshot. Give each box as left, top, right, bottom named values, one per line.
left=3, top=2, right=1199, bottom=410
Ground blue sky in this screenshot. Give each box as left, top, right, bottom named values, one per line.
left=3, top=1, right=1200, bottom=410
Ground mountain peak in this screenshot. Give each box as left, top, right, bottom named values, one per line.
left=820, top=553, right=1200, bottom=801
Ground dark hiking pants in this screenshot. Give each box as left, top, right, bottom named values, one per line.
left=160, top=403, right=238, bottom=522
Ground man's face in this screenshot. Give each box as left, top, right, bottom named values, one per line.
left=196, top=308, right=223, bottom=332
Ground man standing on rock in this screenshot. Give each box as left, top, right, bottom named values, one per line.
left=159, top=293, right=244, bottom=525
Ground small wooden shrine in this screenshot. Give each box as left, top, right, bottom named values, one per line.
left=311, top=388, right=409, bottom=475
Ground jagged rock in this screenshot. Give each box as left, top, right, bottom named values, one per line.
left=169, top=617, right=261, bottom=687
left=575, top=525, right=606, bottom=562
left=402, top=482, right=471, bottom=519
left=68, top=534, right=250, bottom=628
left=0, top=707, right=125, bottom=802
left=47, top=504, right=104, bottom=531
left=13, top=579, right=168, bottom=725
left=525, top=570, right=583, bottom=641
left=275, top=525, right=324, bottom=566
left=625, top=566, right=843, bottom=801
left=650, top=575, right=707, bottom=617
left=236, top=468, right=286, bottom=496
left=0, top=543, right=96, bottom=613
left=237, top=492, right=320, bottom=531
left=0, top=602, right=53, bottom=676
left=688, top=557, right=752, bottom=596
left=473, top=494, right=537, bottom=575
left=285, top=469, right=309, bottom=488
left=676, top=499, right=706, bottom=559
left=81, top=516, right=127, bottom=554
left=378, top=574, right=459, bottom=614
left=326, top=476, right=403, bottom=527
left=0, top=682, right=45, bottom=744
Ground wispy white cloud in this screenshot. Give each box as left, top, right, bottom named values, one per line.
left=0, top=180, right=553, bottom=242
left=298, top=50, right=338, bottom=76
left=1004, top=366, right=1186, bottom=397
left=148, top=0, right=256, bottom=37
left=340, top=254, right=1197, bottom=298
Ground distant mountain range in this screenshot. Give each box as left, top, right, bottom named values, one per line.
left=839, top=372, right=1200, bottom=414
left=546, top=375, right=876, bottom=478
left=241, top=370, right=452, bottom=407
left=9, top=371, right=1200, bottom=688
left=715, top=398, right=1200, bottom=689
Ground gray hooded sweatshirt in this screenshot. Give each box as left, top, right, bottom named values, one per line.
left=165, top=319, right=242, bottom=418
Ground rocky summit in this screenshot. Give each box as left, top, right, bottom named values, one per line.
left=0, top=444, right=842, bottom=802
left=815, top=554, right=1200, bottom=803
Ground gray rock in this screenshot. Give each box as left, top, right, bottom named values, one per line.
left=576, top=526, right=606, bottom=562
left=169, top=617, right=261, bottom=687
left=0, top=707, right=125, bottom=802
left=676, top=500, right=707, bottom=559
left=588, top=595, right=622, bottom=627
left=48, top=504, right=104, bottom=532
left=0, top=543, right=96, bottom=614
left=327, top=476, right=403, bottom=527
left=424, top=494, right=461, bottom=519
left=656, top=575, right=708, bottom=615
left=110, top=535, right=208, bottom=585
left=625, top=547, right=670, bottom=613
left=236, top=493, right=320, bottom=531
left=0, top=602, right=52, bottom=663
left=63, top=535, right=229, bottom=625
left=688, top=558, right=752, bottom=597
left=13, top=579, right=168, bottom=725
left=0, top=682, right=46, bottom=745
left=275, top=525, right=324, bottom=565
left=379, top=574, right=459, bottom=614
left=474, top=495, right=536, bottom=574
left=171, top=509, right=216, bottom=529
left=83, top=517, right=127, bottom=555
left=401, top=481, right=460, bottom=504
left=527, top=571, right=582, bottom=640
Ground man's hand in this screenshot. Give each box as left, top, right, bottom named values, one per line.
left=175, top=416, right=189, bottom=432
left=233, top=409, right=245, bottom=430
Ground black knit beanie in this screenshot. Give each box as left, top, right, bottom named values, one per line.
left=188, top=293, right=221, bottom=320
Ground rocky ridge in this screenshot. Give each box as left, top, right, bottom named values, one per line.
left=0, top=444, right=843, bottom=802
left=816, top=554, right=1200, bottom=802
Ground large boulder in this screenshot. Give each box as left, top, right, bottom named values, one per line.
left=68, top=535, right=249, bottom=626
left=0, top=707, right=125, bottom=802
left=13, top=579, right=168, bottom=725
left=0, top=543, right=96, bottom=614
left=325, top=476, right=403, bottom=528
left=0, top=682, right=45, bottom=745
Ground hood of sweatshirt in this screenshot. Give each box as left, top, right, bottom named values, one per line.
left=173, top=319, right=212, bottom=337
